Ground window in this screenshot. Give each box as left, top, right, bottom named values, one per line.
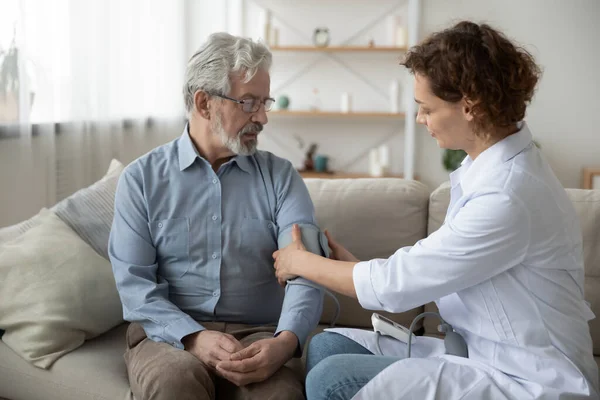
left=1, top=0, right=186, bottom=125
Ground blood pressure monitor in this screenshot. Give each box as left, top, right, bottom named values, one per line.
left=371, top=313, right=415, bottom=343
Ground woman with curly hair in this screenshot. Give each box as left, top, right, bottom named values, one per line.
left=273, top=21, right=598, bottom=399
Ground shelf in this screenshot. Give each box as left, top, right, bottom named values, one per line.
left=270, top=46, right=407, bottom=53
left=582, top=167, right=600, bottom=189
left=300, top=171, right=405, bottom=179
left=270, top=110, right=405, bottom=119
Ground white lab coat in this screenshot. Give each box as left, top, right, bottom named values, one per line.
left=335, top=123, right=599, bottom=399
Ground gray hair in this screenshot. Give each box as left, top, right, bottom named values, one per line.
left=183, top=32, right=272, bottom=117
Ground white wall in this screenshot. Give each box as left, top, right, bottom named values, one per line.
left=418, top=0, right=600, bottom=189
left=186, top=0, right=600, bottom=191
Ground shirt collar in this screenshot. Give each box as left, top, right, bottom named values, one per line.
left=453, top=121, right=533, bottom=193
left=178, top=125, right=200, bottom=171
left=231, top=155, right=253, bottom=174
left=178, top=125, right=254, bottom=174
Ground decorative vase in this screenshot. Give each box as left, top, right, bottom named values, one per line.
left=314, top=154, right=329, bottom=172
left=276, top=95, right=290, bottom=110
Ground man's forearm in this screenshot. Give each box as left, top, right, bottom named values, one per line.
left=276, top=281, right=322, bottom=354
left=274, top=330, right=299, bottom=360
left=113, top=257, right=204, bottom=348
left=123, top=297, right=204, bottom=348
left=276, top=223, right=327, bottom=350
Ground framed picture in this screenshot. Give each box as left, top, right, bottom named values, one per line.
left=582, top=168, right=600, bottom=189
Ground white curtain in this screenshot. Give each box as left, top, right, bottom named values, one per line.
left=0, top=0, right=187, bottom=226
left=14, top=0, right=185, bottom=123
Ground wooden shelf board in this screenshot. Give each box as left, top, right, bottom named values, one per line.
left=270, top=110, right=405, bottom=118
left=582, top=167, right=600, bottom=189
left=271, top=46, right=407, bottom=53
left=300, top=171, right=406, bottom=179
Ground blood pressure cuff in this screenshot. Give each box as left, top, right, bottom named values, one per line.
left=277, top=223, right=330, bottom=258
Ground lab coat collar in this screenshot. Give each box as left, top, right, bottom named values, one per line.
left=449, top=158, right=468, bottom=191
left=454, top=122, right=533, bottom=194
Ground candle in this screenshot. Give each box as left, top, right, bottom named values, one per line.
left=379, top=144, right=390, bottom=174
left=341, top=92, right=352, bottom=113
left=369, top=149, right=383, bottom=177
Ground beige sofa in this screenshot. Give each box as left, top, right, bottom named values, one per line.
left=1, top=178, right=598, bottom=400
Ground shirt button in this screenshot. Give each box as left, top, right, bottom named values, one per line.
left=212, top=178, right=217, bottom=184
left=212, top=291, right=219, bottom=297
left=157, top=222, right=163, bottom=228
left=267, top=223, right=273, bottom=229
left=212, top=253, right=218, bottom=259
left=212, top=215, right=218, bottom=221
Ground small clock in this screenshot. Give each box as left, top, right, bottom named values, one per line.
left=313, top=28, right=330, bottom=48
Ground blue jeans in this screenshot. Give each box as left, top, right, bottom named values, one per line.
left=305, top=332, right=400, bottom=400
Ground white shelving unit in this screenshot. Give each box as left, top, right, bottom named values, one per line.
left=238, top=0, right=421, bottom=179
left=269, top=110, right=405, bottom=119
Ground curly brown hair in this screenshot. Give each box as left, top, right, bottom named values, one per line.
left=401, top=21, right=541, bottom=136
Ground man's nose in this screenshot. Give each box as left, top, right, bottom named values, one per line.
left=251, top=104, right=268, bottom=125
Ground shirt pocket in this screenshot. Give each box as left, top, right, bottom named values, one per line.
left=149, top=218, right=190, bottom=279
left=238, top=218, right=278, bottom=263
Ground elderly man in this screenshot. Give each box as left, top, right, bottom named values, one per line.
left=109, top=32, right=325, bottom=400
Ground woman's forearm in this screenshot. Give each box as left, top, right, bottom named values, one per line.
left=297, top=253, right=358, bottom=298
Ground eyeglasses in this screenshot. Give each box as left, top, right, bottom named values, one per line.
left=210, top=93, right=275, bottom=113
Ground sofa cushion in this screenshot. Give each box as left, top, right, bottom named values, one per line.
left=0, top=208, right=47, bottom=246
left=0, top=324, right=131, bottom=400
left=427, top=181, right=451, bottom=235
left=0, top=323, right=349, bottom=400
left=305, top=178, right=430, bottom=329
left=0, top=209, right=123, bottom=369
left=567, top=189, right=600, bottom=355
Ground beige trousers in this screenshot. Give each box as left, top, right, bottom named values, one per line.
left=124, top=322, right=305, bottom=400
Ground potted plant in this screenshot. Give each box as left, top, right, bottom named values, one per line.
left=442, top=140, right=541, bottom=172
left=442, top=149, right=467, bottom=172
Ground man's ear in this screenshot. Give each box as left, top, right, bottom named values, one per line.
left=194, top=91, right=211, bottom=120
left=462, top=98, right=476, bottom=122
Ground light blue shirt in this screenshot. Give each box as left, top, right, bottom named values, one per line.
left=109, top=127, right=325, bottom=351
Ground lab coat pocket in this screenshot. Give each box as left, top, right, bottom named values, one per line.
left=149, top=218, right=190, bottom=279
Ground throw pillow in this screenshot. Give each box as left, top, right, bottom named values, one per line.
left=52, top=159, right=124, bottom=259
left=0, top=209, right=123, bottom=369
left=0, top=209, right=47, bottom=246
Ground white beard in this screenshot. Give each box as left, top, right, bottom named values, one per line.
left=213, top=111, right=259, bottom=156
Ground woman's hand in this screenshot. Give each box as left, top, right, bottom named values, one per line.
left=324, top=229, right=359, bottom=263
left=273, top=224, right=308, bottom=286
